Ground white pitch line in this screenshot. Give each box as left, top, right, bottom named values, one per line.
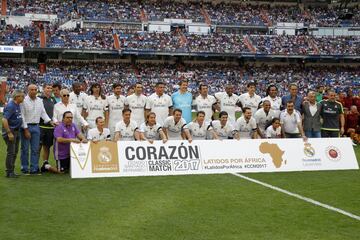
left=231, top=173, right=360, bottom=221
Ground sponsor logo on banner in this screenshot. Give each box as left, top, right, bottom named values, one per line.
left=302, top=142, right=321, bottom=166
left=91, top=141, right=119, bottom=173
left=71, top=143, right=90, bottom=170
left=325, top=146, right=341, bottom=162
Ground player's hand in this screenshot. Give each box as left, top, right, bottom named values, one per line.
left=302, top=135, right=308, bottom=142
left=148, top=139, right=154, bottom=144
left=340, top=127, right=345, bottom=136
left=7, top=132, right=14, bottom=142
left=73, top=139, right=81, bottom=144
left=162, top=138, right=168, bottom=144
left=24, top=128, right=31, bottom=139
left=188, top=139, right=193, bottom=143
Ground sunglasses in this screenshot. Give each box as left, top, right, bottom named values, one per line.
left=62, top=94, right=70, bottom=97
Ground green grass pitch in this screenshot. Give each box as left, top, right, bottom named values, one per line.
left=0, top=115, right=359, bottom=239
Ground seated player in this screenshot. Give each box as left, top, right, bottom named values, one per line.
left=139, top=112, right=167, bottom=144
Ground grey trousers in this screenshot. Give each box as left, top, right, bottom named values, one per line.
left=3, top=130, right=20, bottom=174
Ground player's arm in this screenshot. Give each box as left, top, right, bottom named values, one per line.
left=340, top=113, right=345, bottom=135
left=182, top=125, right=192, bottom=143
left=114, top=131, right=121, bottom=142
left=77, top=133, right=87, bottom=143
left=159, top=128, right=168, bottom=143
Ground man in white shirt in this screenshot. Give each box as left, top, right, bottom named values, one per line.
left=53, top=89, right=89, bottom=129
left=138, top=112, right=167, bottom=143
left=87, top=116, right=111, bottom=142
left=215, top=84, right=241, bottom=125
left=254, top=100, right=276, bottom=138
left=20, top=84, right=53, bottom=174
left=114, top=109, right=140, bottom=141
left=83, top=83, right=108, bottom=129
left=235, top=107, right=257, bottom=139
left=211, top=111, right=239, bottom=140
left=194, top=84, right=217, bottom=122
left=126, top=82, right=147, bottom=127
left=106, top=83, right=127, bottom=137
left=187, top=111, right=218, bottom=140
left=69, top=82, right=87, bottom=130
left=262, top=84, right=282, bottom=118
left=145, top=82, right=172, bottom=126
left=239, top=82, right=261, bottom=117
left=280, top=101, right=306, bottom=140
left=163, top=109, right=192, bottom=141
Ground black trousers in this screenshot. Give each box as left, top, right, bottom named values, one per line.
left=321, top=130, right=339, bottom=138
left=3, top=130, right=20, bottom=174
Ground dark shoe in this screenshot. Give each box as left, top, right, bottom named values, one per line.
left=6, top=172, right=19, bottom=178
left=21, top=170, right=30, bottom=175
left=41, top=161, right=49, bottom=173
left=30, top=171, right=42, bottom=175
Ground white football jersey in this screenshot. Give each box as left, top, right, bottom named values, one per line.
left=239, top=93, right=261, bottom=116
left=126, top=93, right=147, bottom=127
left=145, top=93, right=172, bottom=126
left=235, top=116, right=257, bottom=139
left=266, top=125, right=282, bottom=138
left=114, top=120, right=138, bottom=141
left=84, top=95, right=108, bottom=128
left=87, top=128, right=111, bottom=141
left=107, top=94, right=127, bottom=134
left=210, top=120, right=236, bottom=140
left=262, top=96, right=282, bottom=118
left=187, top=121, right=212, bottom=140
left=69, top=92, right=87, bottom=113
left=194, top=95, right=216, bottom=122
left=163, top=116, right=188, bottom=140
left=254, top=108, right=276, bottom=137
left=139, top=122, right=163, bottom=140
left=215, top=92, right=240, bottom=124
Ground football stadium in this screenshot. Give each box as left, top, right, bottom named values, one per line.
left=0, top=0, right=360, bottom=239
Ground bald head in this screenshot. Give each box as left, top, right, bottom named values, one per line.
left=28, top=84, right=38, bottom=99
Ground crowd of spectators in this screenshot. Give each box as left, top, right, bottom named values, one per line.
left=5, top=1, right=360, bottom=26
left=1, top=61, right=359, bottom=99
left=315, top=36, right=360, bottom=55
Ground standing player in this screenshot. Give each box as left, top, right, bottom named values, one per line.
left=145, top=82, right=172, bottom=126
left=126, top=82, right=147, bottom=127
left=211, top=111, right=239, bottom=140
left=235, top=107, right=257, bottom=139
left=215, top=84, right=241, bottom=125
left=254, top=100, right=276, bottom=138
left=163, top=109, right=192, bottom=141
left=83, top=83, right=108, bottom=129
left=139, top=112, right=167, bottom=143
left=106, top=83, right=127, bottom=137
left=69, top=82, right=87, bottom=130
left=320, top=89, right=345, bottom=137
left=187, top=111, right=218, bottom=140
left=171, top=80, right=193, bottom=123
left=114, top=109, right=140, bottom=141
left=239, top=82, right=261, bottom=117
left=262, top=84, right=282, bottom=118
left=193, top=84, right=217, bottom=122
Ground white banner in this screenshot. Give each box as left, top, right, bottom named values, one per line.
left=70, top=138, right=359, bottom=178
left=0, top=46, right=24, bottom=53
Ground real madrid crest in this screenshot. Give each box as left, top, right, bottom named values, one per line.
left=98, top=146, right=112, bottom=163
left=303, top=142, right=315, bottom=157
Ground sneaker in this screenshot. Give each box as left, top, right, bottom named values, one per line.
left=6, top=172, right=19, bottom=178
left=41, top=161, right=49, bottom=173
left=21, top=170, right=30, bottom=175
left=30, top=171, right=42, bottom=176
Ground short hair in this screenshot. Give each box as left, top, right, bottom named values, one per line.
left=286, top=100, right=295, bottom=106
left=135, top=82, right=143, bottom=87
left=62, top=111, right=73, bottom=120
left=146, top=112, right=156, bottom=120
left=199, top=83, right=208, bottom=90
left=122, top=108, right=131, bottom=114
left=271, top=118, right=280, bottom=124
left=12, top=90, right=24, bottom=99
left=95, top=116, right=103, bottom=124
left=155, top=82, right=165, bottom=87
left=262, top=100, right=271, bottom=105
left=72, top=82, right=81, bottom=88
left=113, top=83, right=122, bottom=89
left=173, top=108, right=182, bottom=115
left=60, top=89, right=69, bottom=96
left=219, top=111, right=228, bottom=118
left=242, top=107, right=251, bottom=113
left=288, top=83, right=298, bottom=89
left=196, top=111, right=205, bottom=117
left=42, top=82, right=53, bottom=89
left=247, top=82, right=256, bottom=88
left=52, top=83, right=62, bottom=90
left=178, top=80, right=188, bottom=86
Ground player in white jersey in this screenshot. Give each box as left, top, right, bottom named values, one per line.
left=235, top=107, right=258, bottom=139
left=193, top=84, right=217, bottom=122
left=254, top=100, right=277, bottom=138
left=145, top=82, right=172, bottom=126
left=126, top=82, right=147, bottom=127
left=262, top=85, right=282, bottom=118
left=106, top=83, right=127, bottom=137
left=139, top=112, right=167, bottom=143
left=83, top=83, right=108, bottom=129
left=215, top=84, right=241, bottom=124
left=266, top=118, right=282, bottom=138
left=210, top=111, right=239, bottom=140
left=69, top=82, right=87, bottom=129
left=239, top=82, right=261, bottom=117
left=163, top=109, right=192, bottom=141
left=187, top=111, right=218, bottom=140
left=87, top=117, right=111, bottom=142
left=114, top=109, right=140, bottom=141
